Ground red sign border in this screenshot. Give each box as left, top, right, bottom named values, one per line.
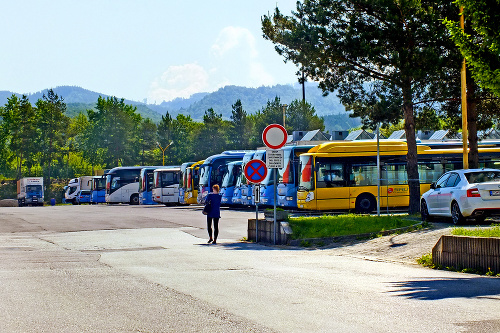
left=262, top=124, right=287, bottom=150
left=244, top=159, right=268, bottom=184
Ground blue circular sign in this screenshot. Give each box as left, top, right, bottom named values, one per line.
left=244, top=159, right=268, bottom=184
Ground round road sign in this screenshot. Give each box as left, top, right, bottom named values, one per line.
left=262, top=124, right=287, bottom=150
left=244, top=159, right=268, bottom=184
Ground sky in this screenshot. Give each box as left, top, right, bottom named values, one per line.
left=0, top=0, right=300, bottom=104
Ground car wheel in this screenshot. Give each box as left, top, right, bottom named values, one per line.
left=130, top=194, right=139, bottom=205
left=451, top=201, right=465, bottom=225
left=355, top=194, right=376, bottom=214
left=420, top=200, right=431, bottom=221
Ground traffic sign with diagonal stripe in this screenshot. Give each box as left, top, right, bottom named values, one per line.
left=244, top=159, right=268, bottom=184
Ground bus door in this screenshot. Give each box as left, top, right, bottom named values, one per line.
left=316, top=158, right=350, bottom=210
left=348, top=161, right=378, bottom=210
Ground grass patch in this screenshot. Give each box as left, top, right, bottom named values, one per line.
left=451, top=224, right=500, bottom=238
left=288, top=214, right=419, bottom=240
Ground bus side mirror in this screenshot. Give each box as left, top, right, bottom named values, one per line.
left=430, top=182, right=436, bottom=189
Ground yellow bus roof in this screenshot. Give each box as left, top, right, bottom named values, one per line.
left=304, top=140, right=500, bottom=157
left=189, top=160, right=205, bottom=168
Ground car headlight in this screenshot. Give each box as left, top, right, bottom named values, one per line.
left=305, top=192, right=314, bottom=202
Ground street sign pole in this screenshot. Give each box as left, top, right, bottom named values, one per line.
left=254, top=184, right=260, bottom=242
left=274, top=168, right=277, bottom=245
left=262, top=124, right=287, bottom=246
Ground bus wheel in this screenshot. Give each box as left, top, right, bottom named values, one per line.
left=130, top=194, right=139, bottom=205
left=355, top=194, right=376, bottom=214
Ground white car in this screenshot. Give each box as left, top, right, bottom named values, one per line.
left=421, top=168, right=500, bottom=224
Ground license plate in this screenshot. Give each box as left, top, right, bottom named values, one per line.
left=490, top=190, right=500, bottom=196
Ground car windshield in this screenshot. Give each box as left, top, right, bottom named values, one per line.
left=465, top=171, right=500, bottom=183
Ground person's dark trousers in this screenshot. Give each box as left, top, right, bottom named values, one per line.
left=207, top=217, right=219, bottom=241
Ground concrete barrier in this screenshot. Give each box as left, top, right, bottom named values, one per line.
left=432, top=235, right=500, bottom=273
left=247, top=219, right=292, bottom=245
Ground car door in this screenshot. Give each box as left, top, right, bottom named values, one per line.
left=438, top=172, right=460, bottom=215
left=427, top=173, right=449, bottom=214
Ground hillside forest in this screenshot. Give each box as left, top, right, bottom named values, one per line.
left=0, top=89, right=345, bottom=199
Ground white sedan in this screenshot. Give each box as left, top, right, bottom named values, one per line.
left=421, top=168, right=500, bottom=224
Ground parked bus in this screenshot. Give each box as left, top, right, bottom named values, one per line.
left=152, top=167, right=182, bottom=205
left=185, top=160, right=204, bottom=204
left=297, top=140, right=500, bottom=212
left=91, top=175, right=106, bottom=204
left=139, top=166, right=178, bottom=205
left=179, top=162, right=195, bottom=205
left=258, top=145, right=314, bottom=208
left=220, top=161, right=242, bottom=206
left=106, top=166, right=160, bottom=205
left=198, top=151, right=248, bottom=203
left=236, top=151, right=256, bottom=206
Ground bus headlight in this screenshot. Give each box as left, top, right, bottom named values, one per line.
left=305, top=192, right=314, bottom=202
left=286, top=196, right=293, bottom=201
left=261, top=198, right=268, bottom=203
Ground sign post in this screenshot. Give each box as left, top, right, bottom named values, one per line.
left=244, top=159, right=268, bottom=242
left=262, top=124, right=287, bottom=244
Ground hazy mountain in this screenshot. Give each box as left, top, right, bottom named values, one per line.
left=1, top=83, right=349, bottom=125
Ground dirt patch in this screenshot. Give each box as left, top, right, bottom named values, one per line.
left=317, top=222, right=453, bottom=265
left=0, top=199, right=18, bottom=207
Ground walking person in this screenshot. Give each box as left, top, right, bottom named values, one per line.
left=205, top=184, right=222, bottom=244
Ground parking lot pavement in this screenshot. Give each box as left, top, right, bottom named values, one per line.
left=1, top=205, right=500, bottom=333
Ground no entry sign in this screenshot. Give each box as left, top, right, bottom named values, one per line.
left=244, top=159, right=268, bottom=184
left=262, top=124, right=287, bottom=150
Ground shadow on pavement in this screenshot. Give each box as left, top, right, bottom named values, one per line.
left=387, top=277, right=500, bottom=300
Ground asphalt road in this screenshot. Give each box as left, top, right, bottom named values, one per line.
left=0, top=204, right=499, bottom=333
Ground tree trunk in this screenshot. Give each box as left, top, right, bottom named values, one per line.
left=467, top=78, right=479, bottom=168
left=403, top=88, right=420, bottom=214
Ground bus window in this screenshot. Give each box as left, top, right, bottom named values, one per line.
left=316, top=159, right=345, bottom=188
left=111, top=177, right=121, bottom=190
left=350, top=164, right=377, bottom=186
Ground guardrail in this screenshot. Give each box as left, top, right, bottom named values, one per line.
left=432, top=235, right=500, bottom=273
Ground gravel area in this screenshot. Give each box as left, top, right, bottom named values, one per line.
left=315, top=222, right=455, bottom=266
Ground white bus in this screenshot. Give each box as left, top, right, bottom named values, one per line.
left=105, top=166, right=162, bottom=204
left=152, top=168, right=182, bottom=205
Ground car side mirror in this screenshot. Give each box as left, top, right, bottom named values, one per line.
left=430, top=182, right=436, bottom=189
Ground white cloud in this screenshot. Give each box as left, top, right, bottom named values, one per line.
left=149, top=26, right=283, bottom=103
left=148, top=63, right=210, bottom=103
left=210, top=26, right=258, bottom=59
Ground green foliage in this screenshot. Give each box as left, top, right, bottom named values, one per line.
left=288, top=214, right=417, bottom=239
left=417, top=253, right=437, bottom=268
left=87, top=96, right=142, bottom=167
left=451, top=224, right=500, bottom=238
left=285, top=100, right=324, bottom=132
left=444, top=0, right=500, bottom=96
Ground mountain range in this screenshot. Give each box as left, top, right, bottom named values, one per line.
left=0, top=83, right=354, bottom=129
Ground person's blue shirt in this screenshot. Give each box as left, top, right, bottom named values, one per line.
left=206, top=192, right=221, bottom=218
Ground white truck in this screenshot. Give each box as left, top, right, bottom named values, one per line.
left=64, top=176, right=93, bottom=205
left=17, top=177, right=44, bottom=206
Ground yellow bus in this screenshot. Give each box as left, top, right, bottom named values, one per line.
left=184, top=160, right=205, bottom=204
left=297, top=141, right=500, bottom=212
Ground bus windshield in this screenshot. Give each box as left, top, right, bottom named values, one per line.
left=93, top=177, right=105, bottom=191
left=299, top=155, right=314, bottom=191
left=222, top=163, right=241, bottom=188
left=278, top=149, right=292, bottom=184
